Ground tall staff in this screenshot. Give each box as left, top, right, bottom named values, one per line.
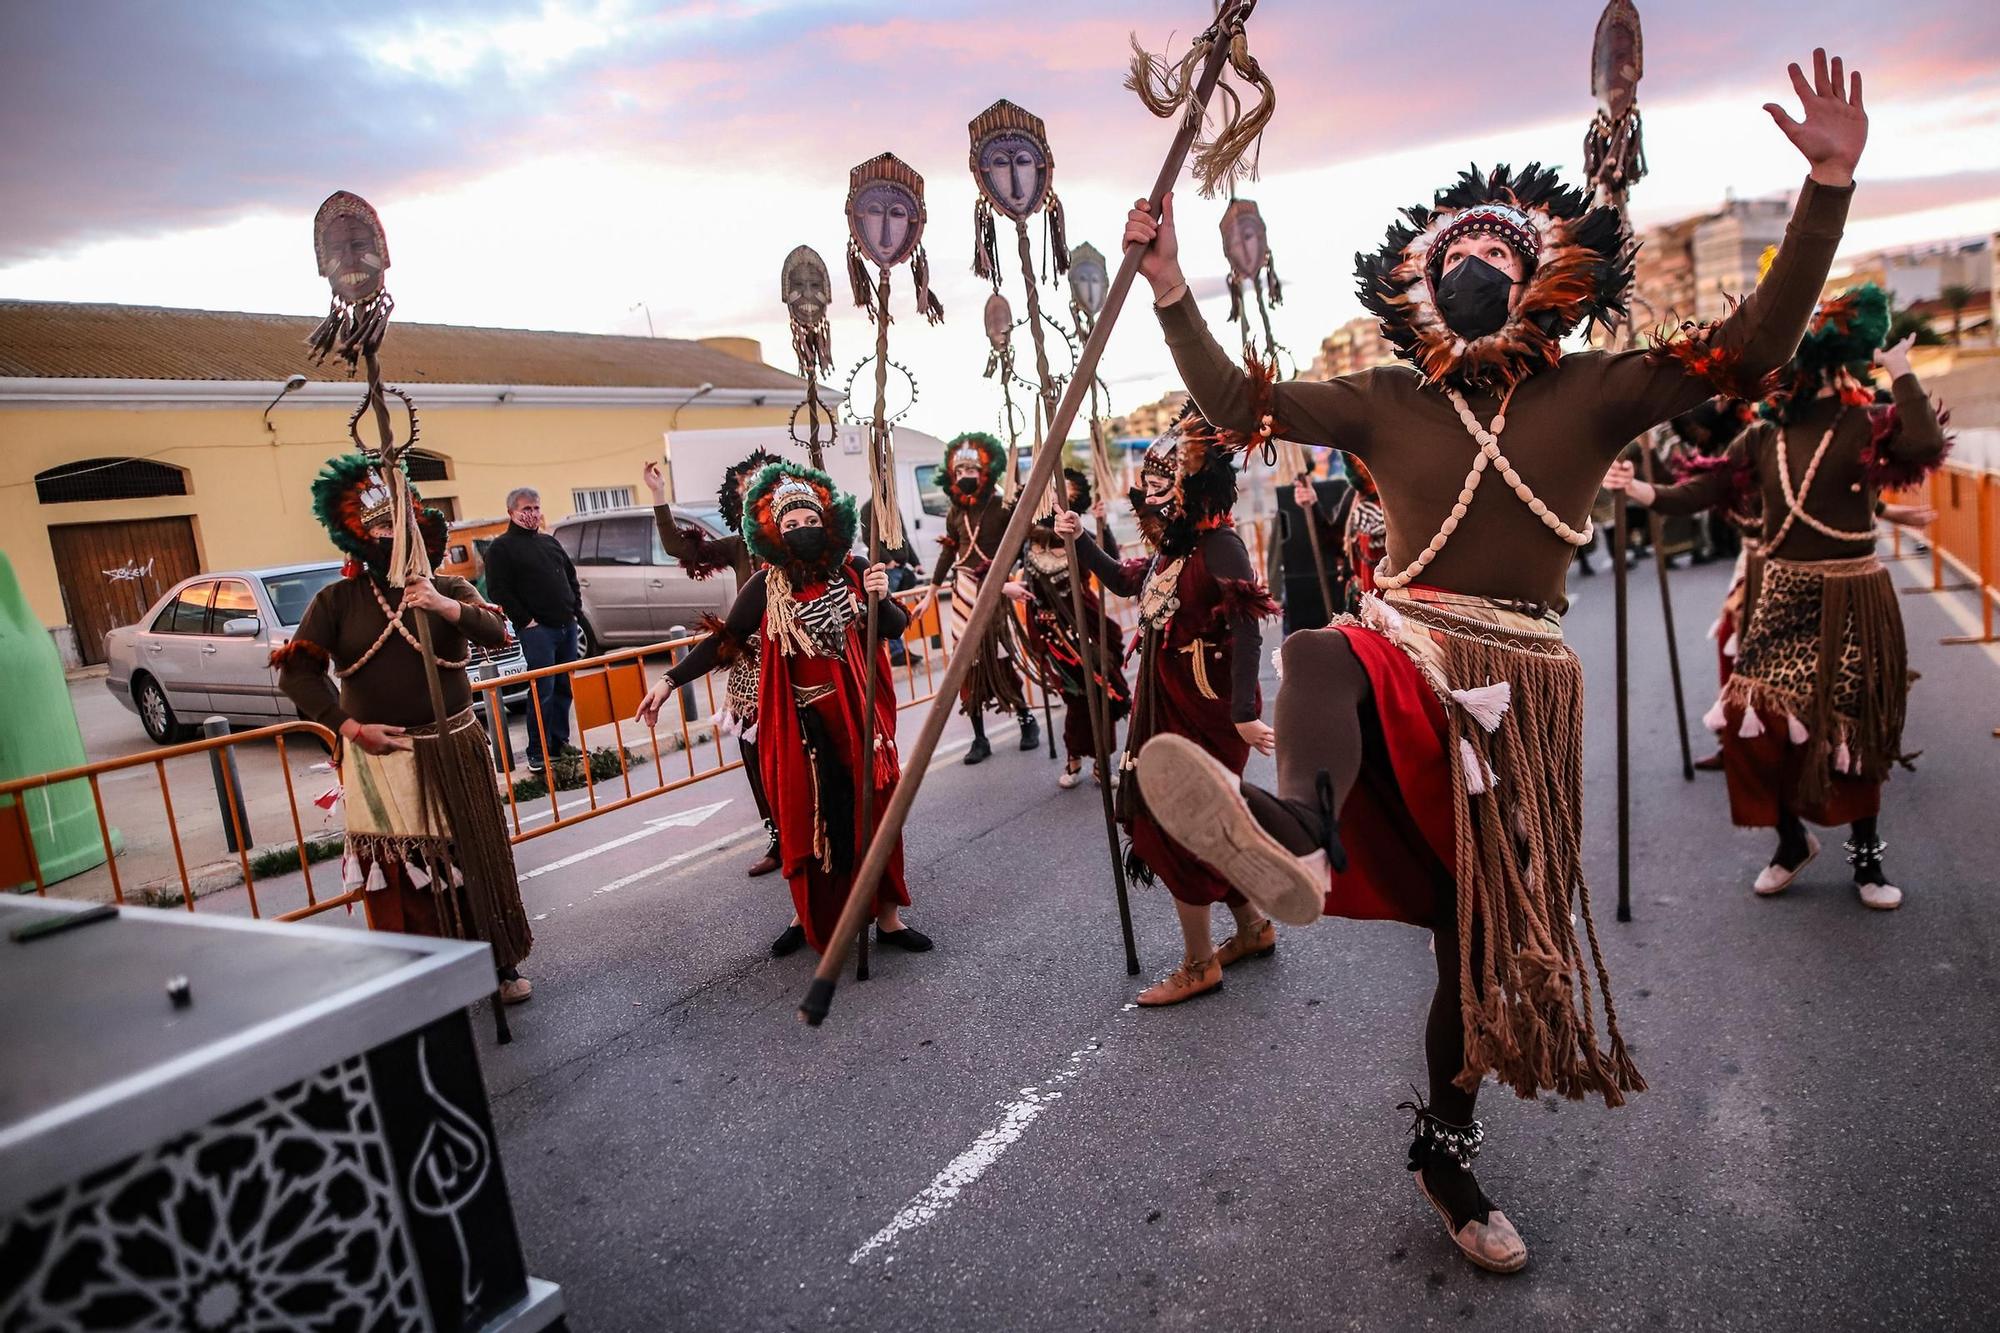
left=305, top=190, right=514, bottom=1041
left=782, top=245, right=837, bottom=471
left=804, top=0, right=1272, bottom=1024
left=1583, top=0, right=1691, bottom=925
left=983, top=291, right=1060, bottom=755
left=970, top=98, right=1134, bottom=970
left=839, top=153, right=943, bottom=980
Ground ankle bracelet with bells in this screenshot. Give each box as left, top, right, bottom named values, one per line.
left=1402, top=1101, right=1486, bottom=1171
left=1373, top=387, right=1593, bottom=592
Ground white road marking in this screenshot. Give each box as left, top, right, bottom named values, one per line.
left=518, top=800, right=731, bottom=881
left=848, top=1010, right=1124, bottom=1266
left=586, top=829, right=763, bottom=897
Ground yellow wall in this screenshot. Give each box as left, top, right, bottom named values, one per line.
left=1, top=398, right=789, bottom=630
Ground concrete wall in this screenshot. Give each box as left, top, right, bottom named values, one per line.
left=2, top=396, right=790, bottom=630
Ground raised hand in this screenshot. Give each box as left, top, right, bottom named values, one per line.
left=1764, top=49, right=1867, bottom=187
left=1124, top=193, right=1184, bottom=297
left=642, top=460, right=667, bottom=504
left=1878, top=332, right=1916, bottom=380
left=1053, top=509, right=1084, bottom=541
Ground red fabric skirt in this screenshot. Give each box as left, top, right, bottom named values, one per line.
left=1319, top=626, right=1455, bottom=928
left=1131, top=645, right=1253, bottom=908
left=1719, top=701, right=1880, bottom=829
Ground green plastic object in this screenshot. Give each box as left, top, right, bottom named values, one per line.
left=0, top=552, right=119, bottom=887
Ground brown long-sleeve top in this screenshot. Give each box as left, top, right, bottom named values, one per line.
left=1159, top=177, right=1853, bottom=612
left=1075, top=528, right=1263, bottom=724
left=280, top=574, right=507, bottom=733
left=653, top=503, right=753, bottom=583
left=1646, top=373, right=1946, bottom=562
left=931, top=495, right=1016, bottom=586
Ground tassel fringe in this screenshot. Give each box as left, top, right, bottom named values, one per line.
left=1450, top=681, right=1512, bottom=733
left=911, top=245, right=945, bottom=325
left=972, top=197, right=998, bottom=281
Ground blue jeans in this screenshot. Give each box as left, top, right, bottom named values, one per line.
left=520, top=621, right=579, bottom=763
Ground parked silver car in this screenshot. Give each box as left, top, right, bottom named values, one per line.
left=548, top=507, right=739, bottom=657
left=104, top=561, right=529, bottom=744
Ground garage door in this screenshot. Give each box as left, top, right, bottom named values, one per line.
left=48, top=517, right=202, bottom=665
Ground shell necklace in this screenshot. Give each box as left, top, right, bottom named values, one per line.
left=1770, top=406, right=1873, bottom=547
left=1373, top=387, right=1593, bottom=591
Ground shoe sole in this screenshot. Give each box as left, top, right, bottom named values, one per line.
left=1136, top=735, right=1326, bottom=927
left=1414, top=1175, right=1527, bottom=1274
left=1754, top=834, right=1819, bottom=896
left=1216, top=939, right=1277, bottom=969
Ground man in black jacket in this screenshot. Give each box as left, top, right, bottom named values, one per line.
left=484, top=486, right=581, bottom=773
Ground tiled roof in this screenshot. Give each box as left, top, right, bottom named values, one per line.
left=0, top=300, right=804, bottom=391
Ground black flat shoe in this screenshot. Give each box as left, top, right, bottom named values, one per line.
left=1018, top=716, right=1041, bottom=751
left=770, top=924, right=807, bottom=957
left=963, top=736, right=992, bottom=765
left=875, top=925, right=933, bottom=953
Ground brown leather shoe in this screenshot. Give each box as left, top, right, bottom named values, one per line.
left=1693, top=749, right=1724, bottom=772
left=746, top=848, right=781, bottom=877
left=1136, top=955, right=1222, bottom=1006
left=1213, top=917, right=1275, bottom=967
left=499, top=976, right=534, bottom=1005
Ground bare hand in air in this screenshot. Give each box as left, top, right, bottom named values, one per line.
left=1125, top=193, right=1184, bottom=297
left=1765, top=48, right=1867, bottom=187
left=1053, top=509, right=1084, bottom=541
left=643, top=460, right=668, bottom=504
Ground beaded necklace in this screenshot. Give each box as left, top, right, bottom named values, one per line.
left=1373, top=387, right=1592, bottom=591
left=1770, top=405, right=1874, bottom=547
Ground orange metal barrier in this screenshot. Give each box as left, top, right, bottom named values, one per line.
left=1891, top=464, right=1997, bottom=643
left=7, top=564, right=1163, bottom=919
left=0, top=720, right=356, bottom=922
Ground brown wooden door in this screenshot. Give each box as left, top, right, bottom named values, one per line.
left=47, top=517, right=201, bottom=665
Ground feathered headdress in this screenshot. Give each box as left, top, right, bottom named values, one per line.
left=941, top=431, right=1008, bottom=506
left=740, top=461, right=859, bottom=572
left=718, top=448, right=779, bottom=532
left=1758, top=282, right=1894, bottom=424
left=1356, top=163, right=1631, bottom=391
left=309, top=453, right=445, bottom=574
left=1128, top=404, right=1244, bottom=557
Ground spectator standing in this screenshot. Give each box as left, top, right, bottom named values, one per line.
left=484, top=486, right=581, bottom=773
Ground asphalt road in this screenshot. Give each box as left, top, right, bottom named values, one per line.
left=419, top=547, right=1999, bottom=1332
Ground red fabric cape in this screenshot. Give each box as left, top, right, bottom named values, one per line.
left=1320, top=625, right=1456, bottom=927
left=755, top=568, right=908, bottom=952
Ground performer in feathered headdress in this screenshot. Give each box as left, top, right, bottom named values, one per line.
left=1058, top=405, right=1277, bottom=1004
left=637, top=463, right=931, bottom=958
left=276, top=454, right=535, bottom=998
left=1609, top=283, right=1950, bottom=908
left=1005, top=467, right=1132, bottom=788
left=643, top=443, right=788, bottom=883
left=1122, top=47, right=1870, bottom=1272
left=920, top=431, right=1042, bottom=762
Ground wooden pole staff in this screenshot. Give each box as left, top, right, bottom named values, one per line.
left=1083, top=376, right=1140, bottom=974
left=803, top=3, right=1256, bottom=1024
left=365, top=351, right=512, bottom=1043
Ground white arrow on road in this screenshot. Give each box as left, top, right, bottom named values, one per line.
left=519, top=799, right=732, bottom=881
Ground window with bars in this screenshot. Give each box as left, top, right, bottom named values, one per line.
left=571, top=486, right=635, bottom=514
left=405, top=449, right=451, bottom=482
left=36, top=457, right=189, bottom=504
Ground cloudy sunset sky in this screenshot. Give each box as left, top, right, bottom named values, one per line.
left=4, top=0, right=1997, bottom=439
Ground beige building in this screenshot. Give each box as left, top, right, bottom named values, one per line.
left=0, top=301, right=809, bottom=664
left=1690, top=195, right=1793, bottom=321
left=1108, top=389, right=1189, bottom=443
left=1310, top=316, right=1397, bottom=379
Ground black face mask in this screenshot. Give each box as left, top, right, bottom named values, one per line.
left=363, top=537, right=396, bottom=572
left=781, top=526, right=829, bottom=562
left=1434, top=255, right=1516, bottom=342
left=953, top=476, right=981, bottom=496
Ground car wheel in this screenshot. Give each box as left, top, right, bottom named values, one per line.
left=134, top=675, right=189, bottom=745
left=578, top=617, right=602, bottom=660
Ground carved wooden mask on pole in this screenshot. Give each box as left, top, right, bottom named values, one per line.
left=1219, top=197, right=1282, bottom=340
left=1584, top=0, right=1647, bottom=207
left=781, top=244, right=835, bottom=380
left=968, top=99, right=1068, bottom=284
left=307, top=190, right=394, bottom=370
left=982, top=290, right=1014, bottom=380
left=1066, top=241, right=1108, bottom=330
left=844, top=152, right=943, bottom=325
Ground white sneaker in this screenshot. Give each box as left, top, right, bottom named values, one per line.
left=1856, top=880, right=1903, bottom=910
left=1752, top=833, right=1819, bottom=896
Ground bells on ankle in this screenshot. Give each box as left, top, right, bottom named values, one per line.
left=1400, top=1098, right=1486, bottom=1171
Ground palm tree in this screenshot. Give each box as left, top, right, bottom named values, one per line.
left=1939, top=283, right=1976, bottom=344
